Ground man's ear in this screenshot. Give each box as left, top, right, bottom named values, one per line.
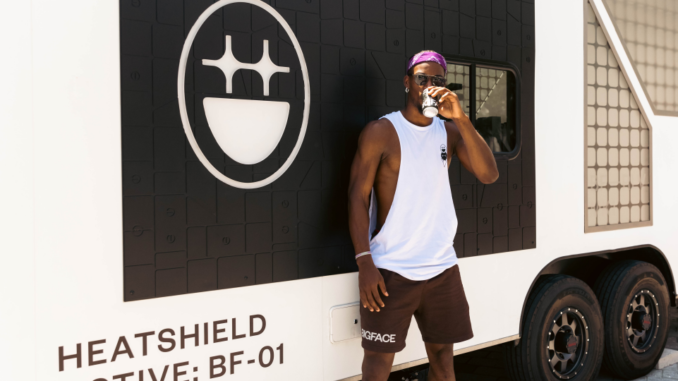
left=403, top=74, right=410, bottom=92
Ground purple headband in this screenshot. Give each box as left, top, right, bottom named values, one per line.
left=406, top=51, right=447, bottom=74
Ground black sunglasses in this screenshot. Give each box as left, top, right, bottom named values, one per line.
left=412, top=73, right=447, bottom=87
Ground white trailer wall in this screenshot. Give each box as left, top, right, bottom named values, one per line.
left=1, top=1, right=677, bottom=380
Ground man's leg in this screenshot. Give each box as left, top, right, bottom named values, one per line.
left=415, top=266, right=472, bottom=381
left=360, top=269, right=421, bottom=380
left=425, top=342, right=455, bottom=381
left=361, top=349, right=395, bottom=381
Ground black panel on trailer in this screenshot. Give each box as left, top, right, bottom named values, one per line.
left=119, top=0, right=536, bottom=301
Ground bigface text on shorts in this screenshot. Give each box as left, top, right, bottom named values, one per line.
left=361, top=329, right=396, bottom=343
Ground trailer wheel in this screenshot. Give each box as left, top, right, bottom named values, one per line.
left=504, top=275, right=604, bottom=380
left=593, top=260, right=669, bottom=379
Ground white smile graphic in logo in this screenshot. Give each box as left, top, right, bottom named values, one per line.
left=177, top=0, right=310, bottom=189
left=202, top=36, right=290, bottom=165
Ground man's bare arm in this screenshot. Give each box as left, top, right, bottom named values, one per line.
left=348, top=119, right=391, bottom=312
left=348, top=119, right=393, bottom=255
left=427, top=86, right=499, bottom=184
left=449, top=117, right=499, bottom=184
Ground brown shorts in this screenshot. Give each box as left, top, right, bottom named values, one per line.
left=360, top=265, right=474, bottom=353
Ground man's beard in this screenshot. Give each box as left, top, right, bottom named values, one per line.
left=414, top=98, right=425, bottom=115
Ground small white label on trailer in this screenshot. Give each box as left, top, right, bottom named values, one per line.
left=330, top=303, right=361, bottom=344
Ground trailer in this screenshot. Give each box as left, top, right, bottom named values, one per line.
left=2, top=0, right=677, bottom=380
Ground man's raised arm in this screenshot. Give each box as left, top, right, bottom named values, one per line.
left=427, top=86, right=499, bottom=184
left=348, top=120, right=390, bottom=313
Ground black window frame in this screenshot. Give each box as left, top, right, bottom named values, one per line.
left=443, top=56, right=522, bottom=161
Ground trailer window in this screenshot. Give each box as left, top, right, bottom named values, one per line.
left=476, top=67, right=517, bottom=153
left=445, top=63, right=517, bottom=153
left=446, top=63, right=472, bottom=115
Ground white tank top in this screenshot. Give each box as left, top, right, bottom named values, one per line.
left=368, top=111, right=459, bottom=280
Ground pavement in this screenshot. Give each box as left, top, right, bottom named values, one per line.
left=388, top=306, right=678, bottom=381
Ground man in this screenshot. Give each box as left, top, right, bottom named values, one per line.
left=347, top=51, right=499, bottom=381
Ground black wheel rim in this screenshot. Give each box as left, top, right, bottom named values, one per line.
left=546, top=308, right=590, bottom=379
left=626, top=289, right=659, bottom=353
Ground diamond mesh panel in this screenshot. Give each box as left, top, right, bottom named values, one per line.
left=586, top=2, right=652, bottom=229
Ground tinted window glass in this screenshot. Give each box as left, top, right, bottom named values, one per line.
left=475, top=67, right=516, bottom=152
left=444, top=63, right=517, bottom=153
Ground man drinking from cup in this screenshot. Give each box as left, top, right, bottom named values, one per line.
left=348, top=50, right=499, bottom=381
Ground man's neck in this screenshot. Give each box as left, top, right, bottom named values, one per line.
left=400, top=102, right=434, bottom=127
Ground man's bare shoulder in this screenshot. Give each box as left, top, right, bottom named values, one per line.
left=362, top=118, right=396, bottom=138
left=359, top=118, right=397, bottom=147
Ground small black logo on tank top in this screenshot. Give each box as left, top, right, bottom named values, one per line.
left=440, top=144, right=447, bottom=167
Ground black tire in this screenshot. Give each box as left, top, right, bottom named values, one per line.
left=592, top=260, right=670, bottom=379
left=504, top=275, right=604, bottom=380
